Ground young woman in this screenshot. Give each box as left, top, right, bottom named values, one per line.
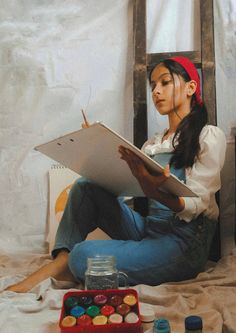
left=6, top=56, right=226, bottom=292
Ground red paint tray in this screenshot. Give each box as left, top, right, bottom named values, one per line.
left=59, top=288, right=142, bottom=333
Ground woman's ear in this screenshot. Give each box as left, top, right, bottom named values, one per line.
left=187, top=80, right=197, bottom=97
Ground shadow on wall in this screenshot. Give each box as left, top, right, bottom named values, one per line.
left=220, top=139, right=235, bottom=256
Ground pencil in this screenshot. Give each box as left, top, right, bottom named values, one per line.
left=81, top=109, right=89, bottom=127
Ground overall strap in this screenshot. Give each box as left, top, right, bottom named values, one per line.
left=148, top=152, right=186, bottom=217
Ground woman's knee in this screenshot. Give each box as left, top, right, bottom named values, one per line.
left=69, top=177, right=89, bottom=197
left=67, top=178, right=95, bottom=207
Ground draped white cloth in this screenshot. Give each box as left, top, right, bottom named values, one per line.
left=1, top=249, right=236, bottom=333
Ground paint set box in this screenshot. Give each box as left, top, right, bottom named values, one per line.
left=59, top=288, right=142, bottom=333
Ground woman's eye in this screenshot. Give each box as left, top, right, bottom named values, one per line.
left=162, top=80, right=171, bottom=86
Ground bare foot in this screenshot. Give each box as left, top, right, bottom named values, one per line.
left=5, top=281, right=33, bottom=293
left=5, top=251, right=76, bottom=293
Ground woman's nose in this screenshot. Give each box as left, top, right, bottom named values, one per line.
left=152, top=84, right=161, bottom=96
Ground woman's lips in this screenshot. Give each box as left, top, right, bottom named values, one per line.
left=155, top=99, right=165, bottom=105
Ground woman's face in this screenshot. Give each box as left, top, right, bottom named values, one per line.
left=150, top=63, right=189, bottom=116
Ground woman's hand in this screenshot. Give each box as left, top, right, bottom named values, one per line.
left=118, top=146, right=184, bottom=212
left=81, top=109, right=90, bottom=128
left=118, top=146, right=170, bottom=198
left=81, top=122, right=90, bottom=129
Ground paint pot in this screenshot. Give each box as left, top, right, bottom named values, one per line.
left=139, top=303, right=155, bottom=332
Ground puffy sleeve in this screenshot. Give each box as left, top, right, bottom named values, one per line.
left=141, top=136, right=157, bottom=152
left=177, top=125, right=226, bottom=222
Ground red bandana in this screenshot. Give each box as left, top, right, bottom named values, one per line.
left=170, top=56, right=202, bottom=106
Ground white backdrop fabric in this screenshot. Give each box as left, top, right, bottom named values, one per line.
left=0, top=0, right=235, bottom=255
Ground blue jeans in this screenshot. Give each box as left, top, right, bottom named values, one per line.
left=52, top=178, right=216, bottom=286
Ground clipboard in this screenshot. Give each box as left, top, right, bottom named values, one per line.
left=35, top=122, right=197, bottom=197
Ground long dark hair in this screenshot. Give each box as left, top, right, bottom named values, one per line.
left=150, top=59, right=208, bottom=169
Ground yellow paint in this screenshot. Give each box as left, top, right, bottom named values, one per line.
left=55, top=184, right=73, bottom=216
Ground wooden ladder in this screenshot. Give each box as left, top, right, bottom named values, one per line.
left=133, top=0, right=220, bottom=261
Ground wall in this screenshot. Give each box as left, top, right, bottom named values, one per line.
left=214, top=0, right=236, bottom=254
left=147, top=0, right=200, bottom=135
left=0, top=0, right=133, bottom=253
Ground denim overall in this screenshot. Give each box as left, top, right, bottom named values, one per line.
left=52, top=152, right=216, bottom=286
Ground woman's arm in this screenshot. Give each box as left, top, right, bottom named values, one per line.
left=177, top=125, right=227, bottom=221
left=118, top=146, right=185, bottom=212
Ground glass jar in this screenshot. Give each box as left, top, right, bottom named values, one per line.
left=85, top=255, right=128, bottom=290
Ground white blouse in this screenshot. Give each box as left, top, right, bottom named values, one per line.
left=142, top=125, right=227, bottom=222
